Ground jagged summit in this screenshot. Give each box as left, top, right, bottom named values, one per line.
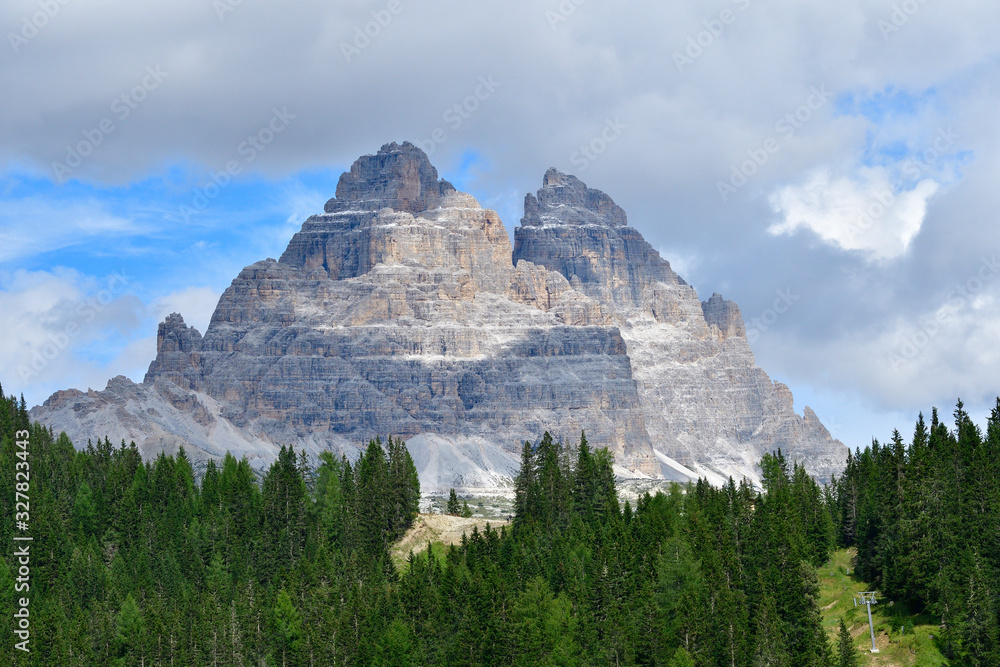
left=701, top=293, right=746, bottom=340
left=144, top=312, right=203, bottom=390
left=324, top=141, right=457, bottom=214
left=522, top=167, right=628, bottom=228
left=31, top=142, right=847, bottom=493
left=281, top=142, right=507, bottom=283
left=514, top=170, right=684, bottom=305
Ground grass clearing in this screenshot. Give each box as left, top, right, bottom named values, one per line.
left=818, top=548, right=949, bottom=666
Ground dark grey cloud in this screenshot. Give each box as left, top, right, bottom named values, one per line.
left=4, top=0, right=1000, bottom=444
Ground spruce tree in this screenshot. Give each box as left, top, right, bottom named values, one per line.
left=355, top=439, right=391, bottom=557
left=513, top=441, right=536, bottom=524
left=573, top=431, right=595, bottom=522
left=837, top=618, right=858, bottom=667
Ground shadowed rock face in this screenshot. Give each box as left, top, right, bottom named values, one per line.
left=31, top=143, right=847, bottom=492
left=511, top=168, right=846, bottom=485
left=702, top=293, right=747, bottom=340
left=324, top=141, right=456, bottom=214
left=515, top=168, right=682, bottom=307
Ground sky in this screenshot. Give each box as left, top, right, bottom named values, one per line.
left=2, top=0, right=999, bottom=451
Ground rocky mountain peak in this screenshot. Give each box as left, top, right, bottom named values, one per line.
left=701, top=293, right=746, bottom=339
left=541, top=167, right=567, bottom=188
left=283, top=141, right=507, bottom=282
left=514, top=170, right=680, bottom=304
left=324, top=141, right=457, bottom=214
left=144, top=313, right=203, bottom=389
left=522, top=168, right=628, bottom=228
left=154, top=313, right=202, bottom=355
left=31, top=142, right=847, bottom=493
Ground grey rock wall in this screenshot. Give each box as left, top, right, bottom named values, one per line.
left=31, top=142, right=846, bottom=492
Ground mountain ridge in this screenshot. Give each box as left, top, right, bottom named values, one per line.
left=31, top=141, right=847, bottom=492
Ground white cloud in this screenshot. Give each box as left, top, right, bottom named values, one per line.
left=753, top=252, right=1000, bottom=414
left=658, top=246, right=700, bottom=284
left=767, top=167, right=939, bottom=261
left=0, top=269, right=227, bottom=406
left=152, top=286, right=221, bottom=335
left=0, top=197, right=144, bottom=262
left=0, top=268, right=148, bottom=406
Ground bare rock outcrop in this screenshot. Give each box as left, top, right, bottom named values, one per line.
left=31, top=142, right=846, bottom=492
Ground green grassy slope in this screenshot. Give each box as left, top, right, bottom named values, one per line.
left=818, top=548, right=949, bottom=666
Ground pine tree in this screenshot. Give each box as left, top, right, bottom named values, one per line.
left=272, top=588, right=303, bottom=667
left=837, top=618, right=858, bottom=667
left=510, top=577, right=581, bottom=665
left=534, top=432, right=571, bottom=529
left=513, top=441, right=536, bottom=524
left=573, top=431, right=595, bottom=522
left=447, top=488, right=460, bottom=515
left=592, top=448, right=619, bottom=525
left=957, top=554, right=1000, bottom=666
left=354, top=439, right=392, bottom=558
left=314, top=451, right=345, bottom=548
left=386, top=436, right=420, bottom=537
left=261, top=445, right=307, bottom=574
left=72, top=480, right=98, bottom=538
left=751, top=579, right=790, bottom=667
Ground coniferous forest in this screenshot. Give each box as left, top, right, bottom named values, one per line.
left=2, top=382, right=999, bottom=665
left=830, top=400, right=1000, bottom=664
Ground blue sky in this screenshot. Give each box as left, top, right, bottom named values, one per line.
left=4, top=0, right=1000, bottom=449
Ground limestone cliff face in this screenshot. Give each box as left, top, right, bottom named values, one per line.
left=515, top=169, right=682, bottom=309
left=513, top=168, right=846, bottom=484
left=31, top=142, right=846, bottom=491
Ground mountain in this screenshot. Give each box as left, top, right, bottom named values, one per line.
left=30, top=142, right=846, bottom=493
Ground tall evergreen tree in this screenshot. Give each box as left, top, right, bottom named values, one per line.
left=837, top=618, right=858, bottom=667
left=513, top=441, right=536, bottom=525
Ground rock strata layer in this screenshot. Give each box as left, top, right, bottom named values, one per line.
left=32, top=142, right=846, bottom=492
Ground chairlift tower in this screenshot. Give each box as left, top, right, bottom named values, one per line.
left=853, top=591, right=879, bottom=653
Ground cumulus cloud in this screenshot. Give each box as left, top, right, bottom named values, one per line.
left=0, top=268, right=147, bottom=404
left=151, top=286, right=221, bottom=334
left=4, top=0, right=1000, bottom=441
left=752, top=253, right=1000, bottom=416
left=0, top=267, right=229, bottom=402
left=767, top=167, right=939, bottom=261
